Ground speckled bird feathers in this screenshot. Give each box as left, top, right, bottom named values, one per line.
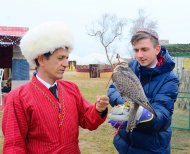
left=112, top=62, right=156, bottom=131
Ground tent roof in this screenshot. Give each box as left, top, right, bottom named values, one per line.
left=164, top=44, right=190, bottom=57
left=0, top=26, right=28, bottom=37
left=0, top=26, right=29, bottom=47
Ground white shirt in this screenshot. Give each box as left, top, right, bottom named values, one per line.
left=36, top=75, right=58, bottom=96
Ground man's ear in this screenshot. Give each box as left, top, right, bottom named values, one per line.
left=37, top=55, right=44, bottom=66
left=155, top=45, right=161, bottom=55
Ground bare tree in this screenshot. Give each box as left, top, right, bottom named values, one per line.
left=87, top=14, right=127, bottom=69
left=130, top=9, right=158, bottom=35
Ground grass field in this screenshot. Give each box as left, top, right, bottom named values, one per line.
left=0, top=71, right=190, bottom=154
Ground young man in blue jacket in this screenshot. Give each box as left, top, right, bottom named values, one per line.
left=108, top=28, right=179, bottom=154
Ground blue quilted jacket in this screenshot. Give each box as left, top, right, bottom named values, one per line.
left=110, top=46, right=179, bottom=154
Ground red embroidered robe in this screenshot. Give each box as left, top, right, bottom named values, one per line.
left=2, top=76, right=107, bottom=154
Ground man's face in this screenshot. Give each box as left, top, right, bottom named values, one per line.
left=132, top=38, right=160, bottom=68
left=37, top=48, right=69, bottom=84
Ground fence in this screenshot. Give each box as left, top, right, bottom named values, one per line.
left=172, top=92, right=190, bottom=130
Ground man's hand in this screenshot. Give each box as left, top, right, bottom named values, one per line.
left=108, top=105, right=154, bottom=129
left=96, top=95, right=109, bottom=112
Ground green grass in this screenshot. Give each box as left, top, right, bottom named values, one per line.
left=172, top=109, right=189, bottom=129
left=172, top=96, right=190, bottom=129
left=171, top=129, right=190, bottom=154
left=0, top=71, right=190, bottom=154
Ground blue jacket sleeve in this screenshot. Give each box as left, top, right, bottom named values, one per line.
left=136, top=74, right=179, bottom=131
left=107, top=83, right=126, bottom=107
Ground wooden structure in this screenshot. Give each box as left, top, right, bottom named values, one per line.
left=89, top=64, right=100, bottom=78
left=76, top=64, right=112, bottom=78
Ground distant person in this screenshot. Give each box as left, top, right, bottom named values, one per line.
left=2, top=21, right=109, bottom=154
left=2, top=78, right=11, bottom=93
left=108, top=28, right=179, bottom=154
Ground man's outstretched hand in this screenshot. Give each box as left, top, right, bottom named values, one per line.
left=96, top=95, right=109, bottom=112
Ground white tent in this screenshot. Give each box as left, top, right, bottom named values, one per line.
left=69, top=53, right=109, bottom=65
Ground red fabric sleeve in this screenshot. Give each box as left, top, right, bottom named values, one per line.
left=2, top=91, right=28, bottom=154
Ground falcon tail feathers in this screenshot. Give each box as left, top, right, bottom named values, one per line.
left=142, top=102, right=157, bottom=117
left=136, top=97, right=157, bottom=117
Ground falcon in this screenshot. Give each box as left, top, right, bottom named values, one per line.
left=112, top=62, right=157, bottom=132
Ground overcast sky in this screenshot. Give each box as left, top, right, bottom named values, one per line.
left=0, top=0, right=189, bottom=64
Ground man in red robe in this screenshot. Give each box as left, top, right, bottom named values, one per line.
left=2, top=21, right=109, bottom=154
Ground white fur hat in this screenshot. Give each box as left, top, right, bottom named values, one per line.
left=20, top=21, right=74, bottom=66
